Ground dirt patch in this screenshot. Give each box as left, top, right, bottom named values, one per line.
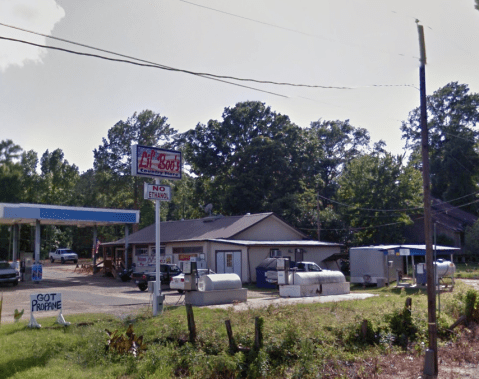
left=344, top=324, right=479, bottom=378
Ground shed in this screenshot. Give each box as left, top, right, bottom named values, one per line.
left=349, top=244, right=459, bottom=286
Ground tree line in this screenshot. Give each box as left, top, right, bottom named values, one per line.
left=2, top=82, right=479, bottom=258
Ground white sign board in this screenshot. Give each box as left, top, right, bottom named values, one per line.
left=399, top=248, right=411, bottom=256
left=131, top=145, right=182, bottom=180
left=30, top=293, right=62, bottom=312
left=144, top=183, right=171, bottom=201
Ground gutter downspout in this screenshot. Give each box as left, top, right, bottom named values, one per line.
left=247, top=246, right=252, bottom=284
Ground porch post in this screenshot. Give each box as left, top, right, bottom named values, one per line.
left=92, top=226, right=98, bottom=267
left=124, top=225, right=129, bottom=270
left=12, top=224, right=19, bottom=263
left=35, top=220, right=41, bottom=263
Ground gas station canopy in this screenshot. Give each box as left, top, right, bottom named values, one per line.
left=0, top=203, right=140, bottom=226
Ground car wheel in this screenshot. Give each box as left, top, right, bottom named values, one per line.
left=138, top=283, right=148, bottom=291
left=73, top=260, right=78, bottom=264
left=12, top=279, right=18, bottom=286
left=50, top=257, right=54, bottom=263
left=177, top=290, right=184, bottom=294
left=61, top=257, right=65, bottom=264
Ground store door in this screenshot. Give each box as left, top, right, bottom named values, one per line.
left=216, top=251, right=241, bottom=278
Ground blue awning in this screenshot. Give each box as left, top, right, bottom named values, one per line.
left=0, top=203, right=140, bottom=226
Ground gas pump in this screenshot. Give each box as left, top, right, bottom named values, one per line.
left=183, top=260, right=198, bottom=291
left=277, top=258, right=290, bottom=285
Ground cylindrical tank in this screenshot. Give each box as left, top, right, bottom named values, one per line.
left=198, top=273, right=242, bottom=292
left=434, top=259, right=455, bottom=278
left=289, top=270, right=346, bottom=286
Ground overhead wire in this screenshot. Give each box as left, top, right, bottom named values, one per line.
left=318, top=190, right=479, bottom=214
left=300, top=198, right=479, bottom=233
left=0, top=22, right=418, bottom=91
left=177, top=0, right=419, bottom=61
left=0, top=35, right=288, bottom=98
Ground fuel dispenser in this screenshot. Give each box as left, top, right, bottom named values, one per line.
left=183, top=260, right=198, bottom=291
left=277, top=258, right=290, bottom=285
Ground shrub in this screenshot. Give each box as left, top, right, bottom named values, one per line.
left=385, top=306, right=418, bottom=349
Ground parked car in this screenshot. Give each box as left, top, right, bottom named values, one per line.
left=131, top=264, right=182, bottom=291
left=0, top=261, right=19, bottom=286
left=170, top=268, right=216, bottom=293
left=49, top=248, right=78, bottom=264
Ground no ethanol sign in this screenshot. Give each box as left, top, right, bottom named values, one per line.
left=144, top=183, right=171, bottom=201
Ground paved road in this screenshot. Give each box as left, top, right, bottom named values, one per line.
left=0, top=264, right=375, bottom=324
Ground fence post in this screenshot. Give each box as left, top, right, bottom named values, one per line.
left=254, top=317, right=263, bottom=350
left=225, top=319, right=238, bottom=353
left=186, top=304, right=196, bottom=344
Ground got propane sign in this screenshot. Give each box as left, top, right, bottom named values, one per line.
left=131, top=145, right=181, bottom=180
left=144, top=183, right=171, bottom=201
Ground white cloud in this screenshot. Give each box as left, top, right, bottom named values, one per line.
left=0, top=0, right=65, bottom=71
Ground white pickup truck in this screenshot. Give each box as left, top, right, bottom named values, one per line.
left=49, top=248, right=78, bottom=264
left=266, top=261, right=322, bottom=284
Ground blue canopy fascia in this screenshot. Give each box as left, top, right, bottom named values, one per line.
left=0, top=203, right=140, bottom=226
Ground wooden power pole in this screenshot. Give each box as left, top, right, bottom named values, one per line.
left=417, top=23, right=438, bottom=377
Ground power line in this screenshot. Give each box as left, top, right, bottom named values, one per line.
left=0, top=22, right=418, bottom=91
left=318, top=190, right=479, bottom=214
left=177, top=0, right=418, bottom=61
left=0, top=22, right=350, bottom=90
left=0, top=35, right=289, bottom=98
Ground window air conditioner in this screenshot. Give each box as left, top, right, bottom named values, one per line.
left=270, top=249, right=282, bottom=258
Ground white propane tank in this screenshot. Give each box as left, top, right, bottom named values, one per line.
left=289, top=271, right=346, bottom=286
left=198, top=273, right=242, bottom=292
left=434, top=259, right=455, bottom=279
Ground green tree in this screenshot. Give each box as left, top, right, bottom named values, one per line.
left=337, top=152, right=423, bottom=245
left=0, top=139, right=22, bottom=164
left=93, top=110, right=178, bottom=231
left=39, top=149, right=80, bottom=205
left=465, top=220, right=479, bottom=258
left=181, top=101, right=307, bottom=221
left=20, top=150, right=41, bottom=203
left=305, top=119, right=370, bottom=198
left=0, top=139, right=23, bottom=203
left=401, top=82, right=479, bottom=212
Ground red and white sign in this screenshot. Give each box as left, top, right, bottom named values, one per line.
left=131, top=145, right=182, bottom=179
left=144, top=183, right=171, bottom=201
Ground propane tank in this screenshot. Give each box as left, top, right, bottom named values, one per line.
left=434, top=259, right=455, bottom=279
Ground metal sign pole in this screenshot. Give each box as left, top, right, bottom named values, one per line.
left=153, top=177, right=161, bottom=316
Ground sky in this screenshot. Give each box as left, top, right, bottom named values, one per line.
left=1, top=0, right=479, bottom=173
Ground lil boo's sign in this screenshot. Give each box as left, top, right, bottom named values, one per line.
left=131, top=145, right=182, bottom=180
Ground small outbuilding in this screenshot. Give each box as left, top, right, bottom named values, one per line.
left=349, top=244, right=459, bottom=286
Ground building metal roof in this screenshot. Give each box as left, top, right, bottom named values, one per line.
left=102, top=212, right=311, bottom=246
left=0, top=203, right=140, bottom=226
left=350, top=244, right=459, bottom=256
left=204, top=239, right=341, bottom=247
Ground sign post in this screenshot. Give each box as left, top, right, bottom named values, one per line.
left=131, top=145, right=181, bottom=316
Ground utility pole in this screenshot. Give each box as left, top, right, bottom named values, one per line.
left=417, top=23, right=438, bottom=377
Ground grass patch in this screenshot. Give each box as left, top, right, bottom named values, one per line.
left=455, top=262, right=479, bottom=279
left=1, top=281, right=478, bottom=378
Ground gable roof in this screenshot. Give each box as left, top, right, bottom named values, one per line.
left=103, top=212, right=306, bottom=245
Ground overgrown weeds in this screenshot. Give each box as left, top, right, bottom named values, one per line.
left=1, top=283, right=479, bottom=378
